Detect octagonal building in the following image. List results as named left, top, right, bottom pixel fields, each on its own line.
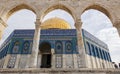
left=0, top=17, right=113, bottom=69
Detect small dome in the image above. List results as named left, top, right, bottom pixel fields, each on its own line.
left=41, top=17, right=71, bottom=29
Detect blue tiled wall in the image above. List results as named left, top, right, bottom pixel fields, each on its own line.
left=0, top=29, right=78, bottom=58
left=82, top=29, right=112, bottom=62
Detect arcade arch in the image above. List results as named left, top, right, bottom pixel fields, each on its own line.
left=82, top=5, right=112, bottom=22
left=5, top=4, right=37, bottom=21
left=0, top=0, right=120, bottom=68
left=81, top=4, right=119, bottom=32
left=0, top=9, right=36, bottom=45
left=41, top=4, right=76, bottom=22
left=81, top=9, right=113, bottom=35
left=42, top=9, right=75, bottom=29
left=81, top=9, right=120, bottom=64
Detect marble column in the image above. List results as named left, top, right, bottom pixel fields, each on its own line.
left=51, top=48, right=55, bottom=68
left=74, top=19, right=87, bottom=68
left=29, top=19, right=41, bottom=68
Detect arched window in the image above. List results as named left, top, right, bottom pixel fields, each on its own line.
left=55, top=41, right=63, bottom=54
left=22, top=41, right=30, bottom=54
left=5, top=44, right=9, bottom=56
left=65, top=41, right=73, bottom=54
left=91, top=44, right=95, bottom=57
left=106, top=52, right=109, bottom=61
left=12, top=41, right=20, bottom=54
left=99, top=48, right=104, bottom=59
left=102, top=50, right=106, bottom=60
left=105, top=51, right=107, bottom=61
left=86, top=41, right=92, bottom=55
left=95, top=46, right=100, bottom=58
left=108, top=53, right=112, bottom=62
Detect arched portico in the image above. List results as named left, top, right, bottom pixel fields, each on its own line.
left=0, top=0, right=120, bottom=69
left=0, top=0, right=120, bottom=37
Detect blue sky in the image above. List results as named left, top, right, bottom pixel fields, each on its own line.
left=0, top=9, right=120, bottom=64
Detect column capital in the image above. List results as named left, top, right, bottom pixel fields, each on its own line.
left=35, top=19, right=41, bottom=28
left=74, top=19, right=82, bottom=30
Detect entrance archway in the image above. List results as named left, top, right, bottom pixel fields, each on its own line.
left=39, top=42, right=51, bottom=68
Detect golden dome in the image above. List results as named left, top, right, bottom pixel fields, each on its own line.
left=41, top=17, right=71, bottom=29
